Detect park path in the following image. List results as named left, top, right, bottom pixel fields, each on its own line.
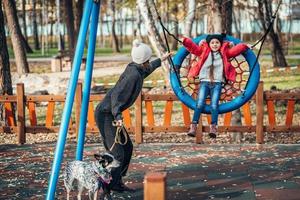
left=1, top=143, right=300, bottom=199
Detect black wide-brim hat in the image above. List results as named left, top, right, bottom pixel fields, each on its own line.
left=206, top=34, right=226, bottom=43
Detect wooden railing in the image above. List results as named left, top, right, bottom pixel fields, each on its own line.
left=1, top=82, right=299, bottom=144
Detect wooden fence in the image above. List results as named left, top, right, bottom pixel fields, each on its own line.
left=0, top=82, right=299, bottom=144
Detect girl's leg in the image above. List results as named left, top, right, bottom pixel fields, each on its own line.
left=209, top=82, right=222, bottom=125
left=188, top=82, right=209, bottom=137
left=192, top=82, right=209, bottom=123
left=208, top=82, right=222, bottom=138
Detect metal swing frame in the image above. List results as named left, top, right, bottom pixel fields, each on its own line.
left=46, top=0, right=101, bottom=199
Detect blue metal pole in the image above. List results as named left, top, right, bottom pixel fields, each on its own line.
left=76, top=1, right=101, bottom=161
left=46, top=0, right=94, bottom=199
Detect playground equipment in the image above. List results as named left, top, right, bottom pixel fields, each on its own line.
left=46, top=0, right=101, bottom=199
left=171, top=35, right=260, bottom=113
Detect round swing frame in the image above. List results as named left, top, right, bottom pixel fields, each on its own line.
left=171, top=35, right=260, bottom=114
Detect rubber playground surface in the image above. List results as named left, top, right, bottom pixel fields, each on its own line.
left=1, top=143, right=300, bottom=200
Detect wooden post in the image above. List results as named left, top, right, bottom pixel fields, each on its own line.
left=51, top=56, right=62, bottom=72
left=256, top=81, right=264, bottom=144
left=16, top=83, right=25, bottom=144
left=144, top=172, right=167, bottom=200
left=195, top=115, right=203, bottom=144
left=135, top=92, right=143, bottom=144
left=75, top=82, right=82, bottom=136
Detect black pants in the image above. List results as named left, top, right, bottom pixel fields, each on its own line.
left=95, top=106, right=133, bottom=188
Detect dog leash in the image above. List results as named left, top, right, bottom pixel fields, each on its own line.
left=109, top=122, right=128, bottom=152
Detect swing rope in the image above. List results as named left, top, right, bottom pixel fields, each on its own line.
left=152, top=2, right=182, bottom=88
left=242, top=1, right=281, bottom=94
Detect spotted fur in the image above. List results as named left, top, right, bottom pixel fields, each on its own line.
left=63, top=153, right=120, bottom=200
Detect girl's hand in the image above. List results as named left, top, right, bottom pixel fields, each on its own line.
left=228, top=42, right=235, bottom=48
left=198, top=39, right=205, bottom=46
left=161, top=52, right=173, bottom=61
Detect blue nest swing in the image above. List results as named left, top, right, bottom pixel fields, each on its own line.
left=170, top=34, right=260, bottom=114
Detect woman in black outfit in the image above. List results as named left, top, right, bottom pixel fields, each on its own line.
left=95, top=39, right=171, bottom=192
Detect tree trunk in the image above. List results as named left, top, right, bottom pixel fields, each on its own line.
left=32, top=0, right=40, bottom=50
left=170, top=4, right=179, bottom=51
left=185, top=0, right=195, bottom=37
left=135, top=4, right=142, bottom=40
left=221, top=0, right=233, bottom=35
left=207, top=0, right=222, bottom=33
left=21, top=0, right=27, bottom=40
left=108, top=0, right=120, bottom=53
left=63, top=0, right=76, bottom=60
left=19, top=0, right=34, bottom=54
left=232, top=7, right=241, bottom=39
left=208, top=0, right=233, bottom=34
left=257, top=0, right=287, bottom=67
left=74, top=0, right=83, bottom=36
left=21, top=0, right=33, bottom=53
left=119, top=10, right=123, bottom=49
left=0, top=1, right=12, bottom=95
left=137, top=0, right=169, bottom=72
left=3, top=0, right=29, bottom=74
left=0, top=0, right=13, bottom=125
left=231, top=109, right=243, bottom=143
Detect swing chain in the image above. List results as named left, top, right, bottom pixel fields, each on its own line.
left=243, top=1, right=282, bottom=95
left=152, top=1, right=182, bottom=87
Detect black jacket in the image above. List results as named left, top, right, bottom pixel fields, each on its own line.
left=97, top=58, right=162, bottom=120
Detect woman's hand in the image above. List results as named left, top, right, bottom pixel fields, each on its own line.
left=113, top=119, right=123, bottom=127
left=161, top=52, right=173, bottom=61
left=247, top=44, right=253, bottom=49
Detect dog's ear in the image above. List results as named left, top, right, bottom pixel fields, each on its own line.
left=94, top=154, right=103, bottom=161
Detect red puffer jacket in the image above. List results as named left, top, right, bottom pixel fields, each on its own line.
left=182, top=37, right=249, bottom=81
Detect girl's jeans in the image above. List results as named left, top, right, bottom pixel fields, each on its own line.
left=192, top=81, right=222, bottom=125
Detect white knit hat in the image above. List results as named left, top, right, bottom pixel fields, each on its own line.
left=131, top=39, right=152, bottom=64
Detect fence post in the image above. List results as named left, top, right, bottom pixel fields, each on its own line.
left=144, top=172, right=167, bottom=200
left=75, top=82, right=82, bottom=136
left=256, top=81, right=264, bottom=144
left=16, top=83, right=25, bottom=144
left=135, top=92, right=143, bottom=144
left=196, top=116, right=203, bottom=143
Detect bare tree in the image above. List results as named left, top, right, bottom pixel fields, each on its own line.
left=0, top=1, right=12, bottom=95
left=135, top=3, right=143, bottom=40
left=21, top=0, right=27, bottom=40
left=137, top=0, right=169, bottom=72
left=32, top=0, right=40, bottom=50
left=20, top=0, right=34, bottom=53
left=208, top=0, right=233, bottom=34
left=3, top=0, right=29, bottom=74
left=221, top=0, right=233, bottom=34
left=74, top=0, right=83, bottom=35
left=63, top=0, right=76, bottom=60
left=0, top=0, right=13, bottom=125
left=108, top=0, right=120, bottom=53
left=257, top=0, right=287, bottom=67
left=170, top=3, right=179, bottom=51
left=207, top=0, right=222, bottom=33
left=185, top=0, right=196, bottom=37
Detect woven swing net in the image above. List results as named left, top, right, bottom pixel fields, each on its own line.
left=179, top=54, right=250, bottom=101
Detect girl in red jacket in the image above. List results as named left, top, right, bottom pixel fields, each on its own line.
left=182, top=34, right=250, bottom=138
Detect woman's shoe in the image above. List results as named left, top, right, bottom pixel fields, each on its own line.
left=209, top=124, right=217, bottom=139
left=111, top=180, right=136, bottom=193
left=187, top=123, right=197, bottom=137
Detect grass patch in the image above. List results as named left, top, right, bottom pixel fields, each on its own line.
left=262, top=70, right=300, bottom=90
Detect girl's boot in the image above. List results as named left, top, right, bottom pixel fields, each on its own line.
left=209, top=124, right=217, bottom=138
left=187, top=123, right=197, bottom=137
